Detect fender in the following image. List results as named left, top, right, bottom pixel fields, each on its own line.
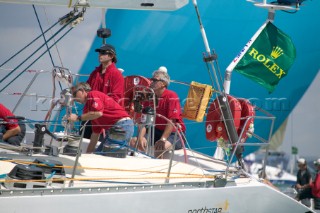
left=206, top=95, right=241, bottom=142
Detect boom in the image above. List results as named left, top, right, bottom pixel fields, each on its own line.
left=0, top=0, right=188, bottom=11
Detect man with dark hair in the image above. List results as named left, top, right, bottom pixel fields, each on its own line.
left=87, top=44, right=124, bottom=103
left=0, top=103, right=26, bottom=146
left=81, top=44, right=125, bottom=140
left=69, top=82, right=133, bottom=153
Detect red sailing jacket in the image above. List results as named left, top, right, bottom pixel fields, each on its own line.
left=311, top=172, right=320, bottom=198
left=87, top=63, right=124, bottom=106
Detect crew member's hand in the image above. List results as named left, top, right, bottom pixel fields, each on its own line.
left=137, top=137, right=147, bottom=151
left=155, top=140, right=166, bottom=152
left=68, top=113, right=78, bottom=122
left=296, top=184, right=302, bottom=189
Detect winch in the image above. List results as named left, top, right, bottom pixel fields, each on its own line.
left=33, top=158, right=65, bottom=184
left=5, top=164, right=46, bottom=189
left=4, top=159, right=65, bottom=189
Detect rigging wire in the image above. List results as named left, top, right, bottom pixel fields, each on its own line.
left=213, top=51, right=225, bottom=90
left=11, top=5, right=65, bottom=114
left=0, top=22, right=69, bottom=85
left=33, top=5, right=56, bottom=68
left=0, top=28, right=73, bottom=92
left=12, top=71, right=40, bottom=113
left=0, top=8, right=84, bottom=87
left=0, top=20, right=60, bottom=70
left=0, top=9, right=85, bottom=92
left=43, top=6, right=64, bottom=68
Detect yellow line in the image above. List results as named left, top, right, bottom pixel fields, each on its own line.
left=3, top=160, right=210, bottom=177
left=0, top=175, right=215, bottom=183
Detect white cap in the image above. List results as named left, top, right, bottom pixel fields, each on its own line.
left=314, top=158, right=320, bottom=166
left=297, top=158, right=306, bottom=165
left=158, top=66, right=167, bottom=73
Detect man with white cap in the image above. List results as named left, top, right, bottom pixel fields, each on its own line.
left=296, top=158, right=320, bottom=209
left=295, top=158, right=312, bottom=207
left=130, top=67, right=186, bottom=158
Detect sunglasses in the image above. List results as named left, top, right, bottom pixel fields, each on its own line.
left=72, top=89, right=81, bottom=97
left=99, top=51, right=112, bottom=55
left=150, top=78, right=163, bottom=82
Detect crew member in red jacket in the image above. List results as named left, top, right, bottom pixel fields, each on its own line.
left=0, top=103, right=26, bottom=146
left=68, top=82, right=133, bottom=153
left=81, top=44, right=125, bottom=139
left=87, top=44, right=124, bottom=104
left=130, top=68, right=186, bottom=158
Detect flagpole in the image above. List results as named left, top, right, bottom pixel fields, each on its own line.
left=214, top=9, right=275, bottom=160
left=223, top=9, right=275, bottom=94
left=224, top=21, right=267, bottom=94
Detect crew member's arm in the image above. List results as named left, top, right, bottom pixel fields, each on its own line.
left=87, top=132, right=100, bottom=153
left=3, top=126, right=21, bottom=141
left=68, top=111, right=103, bottom=122
left=156, top=95, right=181, bottom=146
left=302, top=174, right=313, bottom=189
left=300, top=171, right=313, bottom=189
left=155, top=119, right=176, bottom=154
left=137, top=126, right=147, bottom=151
left=109, top=71, right=124, bottom=105
left=68, top=111, right=103, bottom=153
left=160, top=119, right=175, bottom=141
left=296, top=183, right=302, bottom=189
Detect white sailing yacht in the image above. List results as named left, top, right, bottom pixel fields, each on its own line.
left=0, top=0, right=318, bottom=212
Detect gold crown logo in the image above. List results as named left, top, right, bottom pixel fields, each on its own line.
left=271, top=46, right=284, bottom=59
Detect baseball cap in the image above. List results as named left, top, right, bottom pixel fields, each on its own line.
left=297, top=158, right=306, bottom=165
left=95, top=44, right=116, bottom=55
left=314, top=158, right=320, bottom=166
left=158, top=66, right=167, bottom=73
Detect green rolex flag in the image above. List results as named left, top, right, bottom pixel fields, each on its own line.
left=292, top=146, right=298, bottom=155
left=234, top=22, right=296, bottom=93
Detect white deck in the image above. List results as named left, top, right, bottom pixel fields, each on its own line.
left=0, top=144, right=314, bottom=213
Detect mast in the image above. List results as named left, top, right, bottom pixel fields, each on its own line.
left=192, top=0, right=247, bottom=167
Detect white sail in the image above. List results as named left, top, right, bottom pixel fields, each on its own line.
left=269, top=118, right=289, bottom=150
